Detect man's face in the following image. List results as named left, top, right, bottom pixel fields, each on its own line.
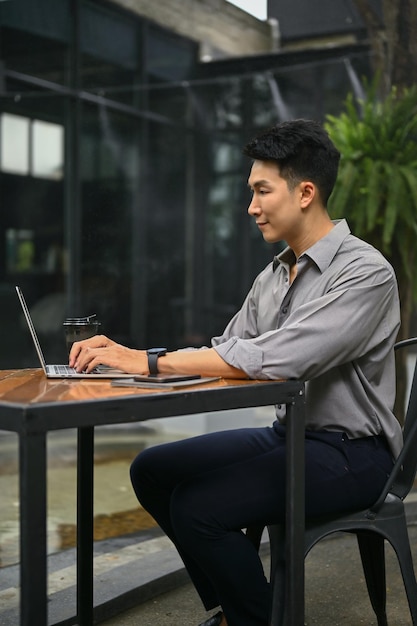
left=247, top=160, right=302, bottom=244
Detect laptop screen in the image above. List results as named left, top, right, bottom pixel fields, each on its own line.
left=15, top=286, right=48, bottom=372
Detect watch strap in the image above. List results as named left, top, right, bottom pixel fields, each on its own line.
left=148, top=352, right=160, bottom=375
left=147, top=348, right=167, bottom=375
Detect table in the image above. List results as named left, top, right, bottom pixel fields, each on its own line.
left=0, top=369, right=305, bottom=626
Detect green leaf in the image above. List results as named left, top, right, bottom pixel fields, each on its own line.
left=365, top=159, right=383, bottom=231
left=399, top=165, right=417, bottom=216
left=382, top=163, right=402, bottom=248
left=329, top=161, right=358, bottom=217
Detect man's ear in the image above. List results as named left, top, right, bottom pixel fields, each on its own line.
left=299, top=181, right=315, bottom=208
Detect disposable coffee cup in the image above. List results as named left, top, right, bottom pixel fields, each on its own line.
left=63, top=315, right=101, bottom=354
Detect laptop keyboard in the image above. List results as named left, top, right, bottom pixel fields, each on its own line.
left=50, top=365, right=103, bottom=376
left=52, top=365, right=78, bottom=375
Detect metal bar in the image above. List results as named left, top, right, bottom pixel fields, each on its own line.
left=77, top=427, right=94, bottom=626
left=3, top=68, right=173, bottom=125
left=65, top=0, right=82, bottom=313
left=284, top=386, right=306, bottom=626
left=19, top=430, right=48, bottom=626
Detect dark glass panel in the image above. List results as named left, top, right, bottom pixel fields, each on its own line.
left=0, top=0, right=70, bottom=85
left=147, top=80, right=189, bottom=125
left=146, top=24, right=198, bottom=82
left=0, top=0, right=69, bottom=39
left=80, top=1, right=139, bottom=105
left=79, top=102, right=138, bottom=344
left=0, top=93, right=67, bottom=366
left=144, top=120, right=187, bottom=348
left=202, top=138, right=280, bottom=339
left=0, top=91, right=67, bottom=293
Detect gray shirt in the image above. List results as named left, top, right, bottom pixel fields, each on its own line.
left=212, top=219, right=402, bottom=458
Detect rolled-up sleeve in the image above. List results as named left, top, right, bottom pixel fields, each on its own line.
left=213, top=335, right=264, bottom=378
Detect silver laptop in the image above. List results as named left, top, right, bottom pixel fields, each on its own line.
left=16, top=285, right=134, bottom=379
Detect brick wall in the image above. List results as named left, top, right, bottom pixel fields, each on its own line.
left=112, top=0, right=272, bottom=58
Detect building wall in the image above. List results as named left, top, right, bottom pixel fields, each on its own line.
left=112, top=0, right=272, bottom=58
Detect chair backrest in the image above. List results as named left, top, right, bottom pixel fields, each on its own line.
left=372, top=337, right=417, bottom=511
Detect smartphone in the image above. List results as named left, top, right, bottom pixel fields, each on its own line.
left=133, top=374, right=201, bottom=383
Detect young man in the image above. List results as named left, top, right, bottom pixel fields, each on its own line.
left=70, top=120, right=401, bottom=626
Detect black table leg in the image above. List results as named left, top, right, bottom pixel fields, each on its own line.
left=19, top=431, right=47, bottom=626
left=284, top=389, right=305, bottom=626
left=77, top=427, right=94, bottom=625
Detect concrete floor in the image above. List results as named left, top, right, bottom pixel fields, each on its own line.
left=100, top=526, right=417, bottom=626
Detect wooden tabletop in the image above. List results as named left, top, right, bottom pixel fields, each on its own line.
left=0, top=368, right=283, bottom=406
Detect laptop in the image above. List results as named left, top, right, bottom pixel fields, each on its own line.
left=16, top=285, right=135, bottom=379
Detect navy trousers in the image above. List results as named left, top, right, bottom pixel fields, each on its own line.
left=130, top=422, right=393, bottom=626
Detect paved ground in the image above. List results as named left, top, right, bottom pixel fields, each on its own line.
left=1, top=509, right=416, bottom=625
left=100, top=524, right=417, bottom=626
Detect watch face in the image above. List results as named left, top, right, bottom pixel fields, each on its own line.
left=147, top=348, right=167, bottom=355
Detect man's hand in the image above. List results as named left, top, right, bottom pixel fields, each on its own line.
left=69, top=335, right=148, bottom=374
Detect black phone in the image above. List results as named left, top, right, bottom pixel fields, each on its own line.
left=133, top=374, right=201, bottom=383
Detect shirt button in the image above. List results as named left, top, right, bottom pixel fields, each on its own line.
left=282, top=307, right=288, bottom=314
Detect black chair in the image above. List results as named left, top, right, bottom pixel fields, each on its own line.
left=267, top=337, right=417, bottom=626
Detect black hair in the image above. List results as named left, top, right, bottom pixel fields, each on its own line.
left=243, top=119, right=340, bottom=206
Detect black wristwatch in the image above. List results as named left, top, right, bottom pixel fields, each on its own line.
left=147, top=347, right=167, bottom=375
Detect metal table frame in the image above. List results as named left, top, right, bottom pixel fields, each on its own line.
left=0, top=373, right=305, bottom=626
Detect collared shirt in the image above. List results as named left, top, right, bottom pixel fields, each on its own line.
left=212, top=219, right=402, bottom=458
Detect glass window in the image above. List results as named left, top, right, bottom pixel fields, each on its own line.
left=142, top=120, right=187, bottom=347
left=0, top=95, right=66, bottom=366
left=81, top=1, right=137, bottom=69
left=0, top=0, right=70, bottom=85
left=193, top=78, right=244, bottom=131
left=0, top=113, right=30, bottom=175
left=146, top=25, right=197, bottom=81
left=5, top=228, right=35, bottom=273
left=78, top=103, right=139, bottom=343
left=0, top=0, right=69, bottom=41
left=32, top=120, right=64, bottom=180
left=80, top=2, right=139, bottom=105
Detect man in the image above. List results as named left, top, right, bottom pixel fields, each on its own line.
left=70, top=120, right=401, bottom=626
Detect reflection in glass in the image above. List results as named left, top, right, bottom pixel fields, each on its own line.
left=6, top=229, right=35, bottom=273
left=32, top=120, right=64, bottom=180
left=0, top=113, right=30, bottom=175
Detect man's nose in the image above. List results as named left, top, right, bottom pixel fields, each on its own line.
left=248, top=195, right=260, bottom=216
